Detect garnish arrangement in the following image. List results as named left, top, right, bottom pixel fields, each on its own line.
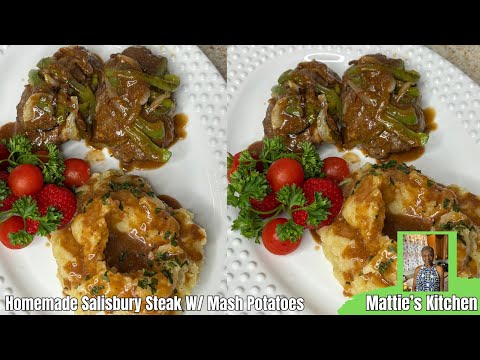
left=227, top=136, right=348, bottom=255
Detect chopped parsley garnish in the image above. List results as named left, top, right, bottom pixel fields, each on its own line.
left=101, top=192, right=111, bottom=205
left=171, top=233, right=178, bottom=246
left=144, top=269, right=157, bottom=277
left=119, top=251, right=128, bottom=262
left=90, top=285, right=105, bottom=296
left=379, top=258, right=394, bottom=275
left=161, top=269, right=174, bottom=284
left=443, top=198, right=450, bottom=209
left=452, top=200, right=460, bottom=212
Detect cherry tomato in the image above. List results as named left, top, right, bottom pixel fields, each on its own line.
left=0, top=216, right=27, bottom=249
left=34, top=150, right=50, bottom=163
left=322, top=157, right=350, bottom=182
left=227, top=152, right=241, bottom=183
left=63, top=158, right=91, bottom=188
left=262, top=218, right=302, bottom=255
left=266, top=158, right=304, bottom=192
left=8, top=164, right=44, bottom=196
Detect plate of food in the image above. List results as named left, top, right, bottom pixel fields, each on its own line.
left=226, top=45, right=480, bottom=314
left=0, top=45, right=227, bottom=314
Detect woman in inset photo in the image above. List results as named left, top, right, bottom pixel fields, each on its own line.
left=412, top=246, right=444, bottom=292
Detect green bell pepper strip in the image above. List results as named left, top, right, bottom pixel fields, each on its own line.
left=278, top=70, right=293, bottom=84
left=315, top=84, right=342, bottom=118
left=136, top=117, right=165, bottom=141
left=28, top=70, right=44, bottom=86
left=378, top=113, right=429, bottom=147
left=68, top=78, right=96, bottom=121
left=385, top=104, right=417, bottom=126
left=125, top=123, right=171, bottom=163
left=346, top=63, right=420, bottom=83
left=105, top=69, right=180, bottom=92
left=271, top=84, right=287, bottom=97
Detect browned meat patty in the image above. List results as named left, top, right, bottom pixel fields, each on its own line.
left=15, top=46, right=101, bottom=147
left=341, top=54, right=427, bottom=159
left=263, top=60, right=342, bottom=152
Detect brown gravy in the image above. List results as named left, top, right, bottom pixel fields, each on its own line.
left=383, top=213, right=432, bottom=240
left=104, top=228, right=151, bottom=273
left=309, top=229, right=322, bottom=244
left=158, top=194, right=182, bottom=210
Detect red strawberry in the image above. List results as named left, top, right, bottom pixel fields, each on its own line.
left=292, top=208, right=309, bottom=227
left=0, top=171, right=9, bottom=183
left=250, top=192, right=281, bottom=219
left=35, top=184, right=77, bottom=227
left=26, top=219, right=39, bottom=234
left=0, top=144, right=10, bottom=171
left=302, top=178, right=343, bottom=228
left=0, top=193, right=19, bottom=211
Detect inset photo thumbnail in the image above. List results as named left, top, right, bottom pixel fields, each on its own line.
left=402, top=233, right=450, bottom=292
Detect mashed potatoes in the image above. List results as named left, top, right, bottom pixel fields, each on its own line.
left=319, top=162, right=480, bottom=296
left=50, top=170, right=206, bottom=314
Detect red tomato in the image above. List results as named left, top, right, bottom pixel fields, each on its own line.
left=262, top=218, right=302, bottom=255
left=63, top=158, right=91, bottom=188
left=227, top=152, right=241, bottom=182
left=266, top=158, right=304, bottom=192
left=34, top=150, right=50, bottom=163
left=8, top=164, right=44, bottom=196
left=0, top=216, right=27, bottom=249
left=322, top=157, right=350, bottom=182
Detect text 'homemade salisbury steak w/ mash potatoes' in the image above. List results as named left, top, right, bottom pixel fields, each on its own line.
left=50, top=170, right=206, bottom=314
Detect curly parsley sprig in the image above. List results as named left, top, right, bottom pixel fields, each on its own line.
left=2, top=135, right=65, bottom=184
left=0, top=196, right=62, bottom=246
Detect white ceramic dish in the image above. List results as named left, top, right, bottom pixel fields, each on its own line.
left=226, top=45, right=480, bottom=314
left=0, top=45, right=227, bottom=315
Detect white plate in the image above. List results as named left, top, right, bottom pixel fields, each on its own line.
left=0, top=45, right=227, bottom=315
left=226, top=45, right=480, bottom=314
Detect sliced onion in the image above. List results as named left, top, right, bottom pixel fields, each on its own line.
left=312, top=94, right=336, bottom=143
left=396, top=81, right=412, bottom=101
left=66, top=96, right=81, bottom=140
left=146, top=91, right=171, bottom=113
left=22, top=93, right=54, bottom=123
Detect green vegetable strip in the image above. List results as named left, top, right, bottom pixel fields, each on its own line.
left=271, top=84, right=286, bottom=97
left=136, top=117, right=165, bottom=140
left=105, top=69, right=180, bottom=92
left=125, top=124, right=171, bottom=162
left=385, top=104, right=417, bottom=125
left=315, top=84, right=342, bottom=118
left=346, top=64, right=420, bottom=83
left=379, top=113, right=429, bottom=147
left=154, top=58, right=168, bottom=77
left=28, top=70, right=44, bottom=86
left=277, top=69, right=293, bottom=84
left=68, top=78, right=96, bottom=120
